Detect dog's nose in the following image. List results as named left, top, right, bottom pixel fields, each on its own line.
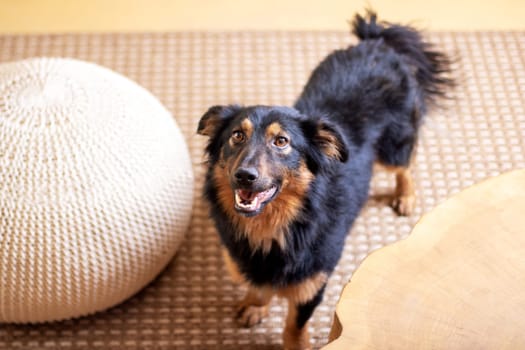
left=234, top=167, right=259, bottom=184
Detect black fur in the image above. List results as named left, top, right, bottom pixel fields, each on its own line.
left=296, top=284, right=326, bottom=329
left=198, top=11, right=453, bottom=346
left=202, top=104, right=366, bottom=285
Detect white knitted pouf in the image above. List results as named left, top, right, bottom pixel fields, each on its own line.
left=0, top=58, right=194, bottom=323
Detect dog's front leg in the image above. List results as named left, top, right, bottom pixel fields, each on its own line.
left=236, top=286, right=274, bottom=327
left=283, top=284, right=326, bottom=350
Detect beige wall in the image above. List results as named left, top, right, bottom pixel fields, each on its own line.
left=0, top=0, right=523, bottom=33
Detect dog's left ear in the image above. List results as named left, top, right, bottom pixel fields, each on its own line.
left=197, top=104, right=242, bottom=137
left=313, top=121, right=349, bottom=162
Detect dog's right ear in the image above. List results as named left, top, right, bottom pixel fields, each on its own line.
left=197, top=105, right=242, bottom=137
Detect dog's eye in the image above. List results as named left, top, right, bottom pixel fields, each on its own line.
left=274, top=136, right=289, bottom=148
left=231, top=130, right=246, bottom=144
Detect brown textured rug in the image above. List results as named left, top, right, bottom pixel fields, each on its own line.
left=0, top=31, right=524, bottom=349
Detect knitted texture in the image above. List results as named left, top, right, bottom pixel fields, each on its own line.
left=0, top=58, right=194, bottom=323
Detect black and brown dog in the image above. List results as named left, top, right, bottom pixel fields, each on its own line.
left=197, top=11, right=453, bottom=350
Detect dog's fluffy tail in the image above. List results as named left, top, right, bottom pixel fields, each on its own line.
left=352, top=11, right=454, bottom=104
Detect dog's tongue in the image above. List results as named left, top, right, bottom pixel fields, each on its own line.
left=237, top=190, right=257, bottom=202
left=234, top=187, right=277, bottom=214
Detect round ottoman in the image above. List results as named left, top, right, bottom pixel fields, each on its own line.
left=0, top=58, right=194, bottom=323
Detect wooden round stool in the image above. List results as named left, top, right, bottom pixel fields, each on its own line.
left=323, top=169, right=525, bottom=349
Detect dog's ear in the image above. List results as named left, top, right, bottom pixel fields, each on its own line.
left=313, top=121, right=348, bottom=162
left=197, top=105, right=242, bottom=137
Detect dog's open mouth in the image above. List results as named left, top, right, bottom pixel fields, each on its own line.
left=234, top=186, right=278, bottom=216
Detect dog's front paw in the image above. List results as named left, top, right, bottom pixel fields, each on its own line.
left=236, top=304, right=268, bottom=327
left=392, top=194, right=415, bottom=216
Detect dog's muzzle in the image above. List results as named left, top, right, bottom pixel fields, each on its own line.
left=233, top=167, right=278, bottom=216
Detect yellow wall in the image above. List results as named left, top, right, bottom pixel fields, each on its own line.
left=0, top=0, right=523, bottom=33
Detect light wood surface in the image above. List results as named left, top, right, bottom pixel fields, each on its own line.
left=324, top=169, right=525, bottom=349
left=0, top=0, right=524, bottom=33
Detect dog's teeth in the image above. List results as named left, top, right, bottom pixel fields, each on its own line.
left=235, top=192, right=259, bottom=210
left=234, top=187, right=277, bottom=214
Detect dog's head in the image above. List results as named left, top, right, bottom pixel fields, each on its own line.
left=198, top=105, right=348, bottom=218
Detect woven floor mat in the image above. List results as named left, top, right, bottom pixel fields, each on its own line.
left=0, top=31, right=524, bottom=349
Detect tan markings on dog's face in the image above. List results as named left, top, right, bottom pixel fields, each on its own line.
left=266, top=122, right=292, bottom=155
left=229, top=118, right=253, bottom=148
left=213, top=160, right=314, bottom=254
left=241, top=118, right=254, bottom=138
left=265, top=122, right=282, bottom=139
